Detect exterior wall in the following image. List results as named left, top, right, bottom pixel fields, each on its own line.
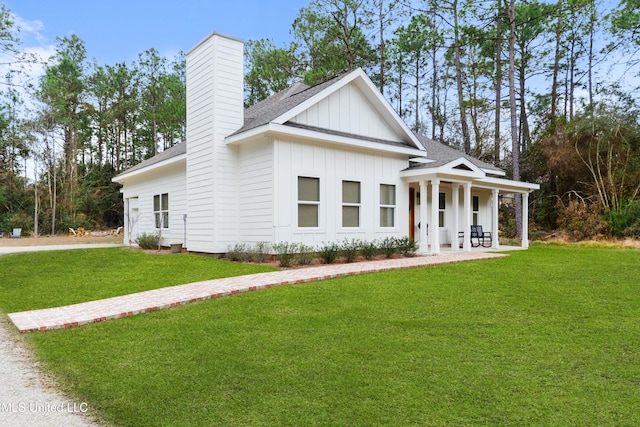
left=238, top=139, right=274, bottom=244
left=119, top=161, right=187, bottom=247
left=186, top=33, right=244, bottom=253
left=273, top=137, right=410, bottom=247
left=290, top=83, right=400, bottom=143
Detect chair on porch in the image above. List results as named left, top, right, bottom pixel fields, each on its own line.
left=470, top=225, right=492, bottom=248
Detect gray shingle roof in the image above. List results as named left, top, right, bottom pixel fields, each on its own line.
left=116, top=76, right=503, bottom=179
left=116, top=142, right=186, bottom=177
left=233, top=74, right=347, bottom=135
left=409, top=134, right=504, bottom=174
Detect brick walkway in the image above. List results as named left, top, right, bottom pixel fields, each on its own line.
left=8, top=252, right=506, bottom=332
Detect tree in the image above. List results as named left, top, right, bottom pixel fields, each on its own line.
left=38, top=35, right=87, bottom=222
left=292, top=0, right=377, bottom=85
left=394, top=14, right=433, bottom=132
left=244, top=39, right=299, bottom=106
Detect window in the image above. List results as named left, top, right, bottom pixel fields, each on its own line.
left=342, top=180, right=361, bottom=227
left=154, top=193, right=169, bottom=229
left=472, top=195, right=479, bottom=226
left=438, top=192, right=446, bottom=227
left=380, top=184, right=396, bottom=227
left=298, top=177, right=319, bottom=227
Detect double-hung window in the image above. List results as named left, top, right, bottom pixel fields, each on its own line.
left=472, top=196, right=479, bottom=226
left=298, top=177, right=320, bottom=227
left=154, top=193, right=169, bottom=229
left=438, top=192, right=446, bottom=227
left=342, top=180, right=361, bottom=228
left=380, top=184, right=396, bottom=227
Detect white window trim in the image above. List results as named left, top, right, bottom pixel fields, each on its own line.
left=378, top=182, right=397, bottom=229
left=341, top=179, right=361, bottom=229
left=154, top=193, right=169, bottom=229
left=296, top=175, right=321, bottom=230
left=438, top=191, right=446, bottom=228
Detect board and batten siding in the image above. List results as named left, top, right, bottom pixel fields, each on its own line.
left=119, top=162, right=187, bottom=246
left=290, top=83, right=401, bottom=143
left=238, top=139, right=274, bottom=243
left=186, top=33, right=244, bottom=253
left=273, top=138, right=409, bottom=247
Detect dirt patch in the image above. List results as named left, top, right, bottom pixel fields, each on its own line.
left=0, top=235, right=123, bottom=247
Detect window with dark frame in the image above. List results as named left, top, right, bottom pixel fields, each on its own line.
left=472, top=195, right=479, bottom=226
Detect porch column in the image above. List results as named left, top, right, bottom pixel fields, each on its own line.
left=492, top=189, right=499, bottom=249
left=521, top=191, right=529, bottom=248
left=462, top=182, right=472, bottom=252
left=431, top=179, right=440, bottom=255
left=418, top=180, right=429, bottom=255
left=452, top=184, right=460, bottom=251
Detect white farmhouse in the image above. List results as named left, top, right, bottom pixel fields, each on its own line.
left=112, top=31, right=539, bottom=255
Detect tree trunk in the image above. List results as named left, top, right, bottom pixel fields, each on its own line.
left=494, top=0, right=502, bottom=166
left=550, top=0, right=563, bottom=123
left=453, top=0, right=472, bottom=154
left=379, top=0, right=385, bottom=94
left=508, top=0, right=522, bottom=239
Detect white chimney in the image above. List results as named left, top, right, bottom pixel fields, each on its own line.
left=185, top=32, right=244, bottom=253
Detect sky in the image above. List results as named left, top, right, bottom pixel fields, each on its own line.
left=4, top=0, right=311, bottom=67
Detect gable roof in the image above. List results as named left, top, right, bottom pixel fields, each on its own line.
left=114, top=71, right=504, bottom=182
left=229, top=69, right=424, bottom=153
left=408, top=134, right=505, bottom=176
left=234, top=76, right=345, bottom=135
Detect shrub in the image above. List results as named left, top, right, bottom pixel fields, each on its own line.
left=606, top=199, right=640, bottom=238
left=135, top=232, right=163, bottom=250
left=226, top=243, right=249, bottom=262
left=295, top=244, right=316, bottom=266
left=396, top=236, right=417, bottom=257
left=556, top=199, right=607, bottom=240
left=273, top=242, right=298, bottom=267
left=379, top=236, right=398, bottom=258
left=360, top=239, right=379, bottom=260
left=248, top=241, right=271, bottom=263
left=340, top=238, right=361, bottom=263
left=318, top=241, right=341, bottom=264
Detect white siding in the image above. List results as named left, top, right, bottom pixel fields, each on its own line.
left=186, top=33, right=244, bottom=253
left=273, top=138, right=409, bottom=247
left=290, top=83, right=400, bottom=143
left=119, top=161, right=187, bottom=247
left=238, top=139, right=274, bottom=243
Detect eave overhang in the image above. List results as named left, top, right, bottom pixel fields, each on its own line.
left=112, top=153, right=187, bottom=184
left=226, top=123, right=426, bottom=157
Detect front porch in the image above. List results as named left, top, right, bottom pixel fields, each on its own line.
left=403, top=174, right=538, bottom=256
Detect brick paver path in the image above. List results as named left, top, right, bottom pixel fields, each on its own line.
left=8, top=252, right=506, bottom=332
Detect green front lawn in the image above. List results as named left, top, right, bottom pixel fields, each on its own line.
left=0, top=248, right=277, bottom=312
left=5, top=244, right=640, bottom=426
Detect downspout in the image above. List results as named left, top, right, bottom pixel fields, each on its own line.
left=183, top=214, right=187, bottom=250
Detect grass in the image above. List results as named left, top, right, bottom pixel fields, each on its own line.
left=0, top=248, right=277, bottom=312
left=4, top=244, right=640, bottom=426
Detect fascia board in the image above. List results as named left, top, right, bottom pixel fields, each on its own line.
left=473, top=176, right=541, bottom=192
left=228, top=122, right=424, bottom=157
left=112, top=154, right=186, bottom=183
left=399, top=167, right=483, bottom=180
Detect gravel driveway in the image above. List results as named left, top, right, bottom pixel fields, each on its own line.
left=0, top=318, right=102, bottom=427
left=1, top=240, right=108, bottom=426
